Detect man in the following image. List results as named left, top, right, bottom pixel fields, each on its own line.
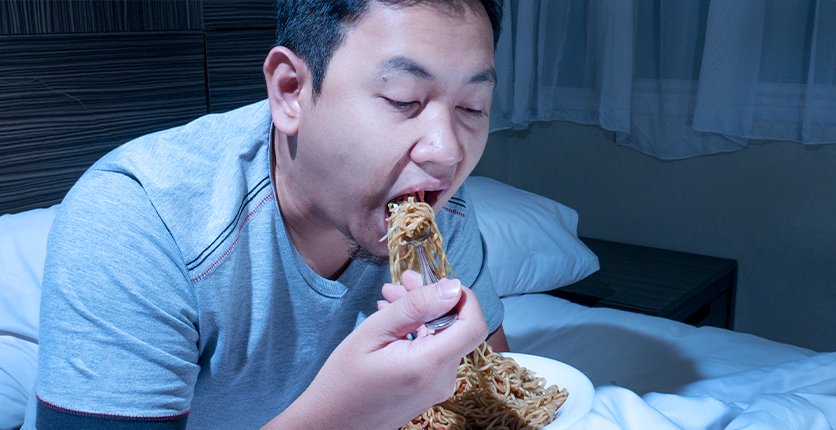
left=27, top=0, right=506, bottom=428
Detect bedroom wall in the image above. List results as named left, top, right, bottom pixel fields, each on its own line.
left=0, top=0, right=276, bottom=214
left=474, top=120, right=836, bottom=352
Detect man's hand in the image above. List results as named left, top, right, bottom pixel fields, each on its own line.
left=380, top=271, right=509, bottom=351
left=262, top=270, right=488, bottom=430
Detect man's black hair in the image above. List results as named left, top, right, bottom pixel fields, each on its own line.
left=274, top=0, right=503, bottom=98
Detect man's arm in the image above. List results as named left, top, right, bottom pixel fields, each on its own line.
left=487, top=324, right=510, bottom=352
left=33, top=170, right=199, bottom=429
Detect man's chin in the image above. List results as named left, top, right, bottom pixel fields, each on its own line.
left=348, top=242, right=388, bottom=266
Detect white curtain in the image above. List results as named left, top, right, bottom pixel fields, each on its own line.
left=490, top=0, right=836, bottom=159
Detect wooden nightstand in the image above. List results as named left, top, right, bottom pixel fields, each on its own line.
left=548, top=237, right=738, bottom=329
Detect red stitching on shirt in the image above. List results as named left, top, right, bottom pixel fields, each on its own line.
left=443, top=207, right=465, bottom=217
left=190, top=192, right=274, bottom=283
left=37, top=395, right=189, bottom=422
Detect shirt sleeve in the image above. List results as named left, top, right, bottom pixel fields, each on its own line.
left=438, top=184, right=504, bottom=334
left=33, top=169, right=199, bottom=428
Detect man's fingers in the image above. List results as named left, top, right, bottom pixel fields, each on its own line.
left=381, top=283, right=407, bottom=303
left=396, top=278, right=462, bottom=333
left=380, top=270, right=424, bottom=304
left=414, top=286, right=488, bottom=358
left=401, top=270, right=423, bottom=291
left=416, top=288, right=488, bottom=360
left=363, top=279, right=463, bottom=343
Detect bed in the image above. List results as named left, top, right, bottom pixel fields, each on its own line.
left=2, top=176, right=834, bottom=429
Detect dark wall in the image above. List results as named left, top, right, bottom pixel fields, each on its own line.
left=0, top=0, right=277, bottom=214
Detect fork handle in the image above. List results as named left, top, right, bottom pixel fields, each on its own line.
left=415, top=245, right=439, bottom=284
left=414, top=246, right=458, bottom=330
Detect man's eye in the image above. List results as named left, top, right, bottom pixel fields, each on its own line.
left=458, top=106, right=487, bottom=118
left=386, top=98, right=420, bottom=112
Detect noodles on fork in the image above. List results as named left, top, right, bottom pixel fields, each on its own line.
left=383, top=196, right=453, bottom=283
left=384, top=196, right=569, bottom=429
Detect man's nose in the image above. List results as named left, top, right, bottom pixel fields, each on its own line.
left=410, top=108, right=463, bottom=168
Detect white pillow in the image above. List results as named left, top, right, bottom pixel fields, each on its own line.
left=0, top=205, right=57, bottom=429
left=465, top=176, right=599, bottom=297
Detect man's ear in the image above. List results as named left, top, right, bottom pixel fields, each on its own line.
left=264, top=46, right=309, bottom=136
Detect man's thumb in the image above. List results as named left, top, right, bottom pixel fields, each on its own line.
left=365, top=279, right=462, bottom=341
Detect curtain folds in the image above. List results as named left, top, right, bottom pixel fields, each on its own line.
left=490, top=0, right=836, bottom=159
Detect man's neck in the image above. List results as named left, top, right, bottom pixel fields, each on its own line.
left=281, top=212, right=353, bottom=280
left=271, top=131, right=352, bottom=280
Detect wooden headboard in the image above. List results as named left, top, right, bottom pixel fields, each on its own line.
left=0, top=0, right=277, bottom=214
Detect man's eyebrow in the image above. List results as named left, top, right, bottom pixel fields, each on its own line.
left=378, top=56, right=496, bottom=85
left=469, top=68, right=496, bottom=85
left=379, top=56, right=434, bottom=80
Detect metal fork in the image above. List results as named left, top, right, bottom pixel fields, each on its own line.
left=406, top=231, right=458, bottom=330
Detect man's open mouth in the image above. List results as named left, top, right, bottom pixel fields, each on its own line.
left=385, top=190, right=443, bottom=217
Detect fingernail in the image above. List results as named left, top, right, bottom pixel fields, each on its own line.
left=437, top=279, right=461, bottom=300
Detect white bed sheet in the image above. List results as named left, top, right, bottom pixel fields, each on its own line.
left=502, top=293, right=836, bottom=429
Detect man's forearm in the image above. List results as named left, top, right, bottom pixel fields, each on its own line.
left=487, top=324, right=510, bottom=352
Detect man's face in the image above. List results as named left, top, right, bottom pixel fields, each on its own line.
left=288, top=1, right=495, bottom=257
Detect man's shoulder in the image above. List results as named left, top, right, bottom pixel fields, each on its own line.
left=82, top=99, right=272, bottom=204
left=62, top=100, right=276, bottom=273
left=436, top=183, right=476, bottom=231
left=436, top=183, right=481, bottom=273
left=100, top=100, right=271, bottom=170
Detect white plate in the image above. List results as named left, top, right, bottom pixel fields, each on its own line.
left=501, top=352, right=594, bottom=430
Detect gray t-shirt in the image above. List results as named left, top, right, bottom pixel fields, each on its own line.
left=26, top=100, right=503, bottom=429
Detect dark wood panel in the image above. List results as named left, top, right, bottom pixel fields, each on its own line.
left=0, top=0, right=202, bottom=34
left=202, top=0, right=275, bottom=30
left=206, top=29, right=274, bottom=113
left=0, top=33, right=208, bottom=214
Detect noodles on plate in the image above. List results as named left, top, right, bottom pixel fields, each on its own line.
left=383, top=196, right=569, bottom=429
